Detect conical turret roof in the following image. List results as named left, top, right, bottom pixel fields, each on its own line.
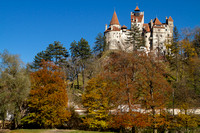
left=134, top=6, right=140, bottom=11
left=110, top=10, right=120, bottom=25
left=168, top=16, right=173, bottom=22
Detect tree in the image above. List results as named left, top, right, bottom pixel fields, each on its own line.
left=166, top=26, right=180, bottom=116
left=31, top=41, right=69, bottom=69
left=22, top=61, right=70, bottom=128
left=102, top=51, right=172, bottom=132
left=70, top=41, right=80, bottom=89
left=126, top=24, right=145, bottom=51
left=193, top=27, right=200, bottom=57
left=70, top=38, right=92, bottom=91
left=82, top=75, right=118, bottom=130
left=0, top=50, right=30, bottom=128
left=93, top=33, right=106, bottom=56
left=136, top=54, right=172, bottom=132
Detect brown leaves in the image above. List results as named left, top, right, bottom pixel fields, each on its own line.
left=24, top=61, right=70, bottom=128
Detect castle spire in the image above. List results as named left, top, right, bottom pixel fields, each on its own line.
left=110, top=10, right=120, bottom=26
left=168, top=16, right=173, bottom=22
left=134, top=5, right=140, bottom=11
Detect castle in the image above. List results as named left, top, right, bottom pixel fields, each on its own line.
left=104, top=6, right=174, bottom=54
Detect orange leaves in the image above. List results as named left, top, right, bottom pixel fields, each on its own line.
left=110, top=112, right=151, bottom=129
left=24, top=61, right=70, bottom=128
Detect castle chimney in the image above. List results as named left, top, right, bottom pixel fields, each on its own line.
left=150, top=19, right=153, bottom=28
left=105, top=24, right=108, bottom=31
left=166, top=16, right=168, bottom=20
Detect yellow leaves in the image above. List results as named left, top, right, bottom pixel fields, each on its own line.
left=175, top=113, right=199, bottom=128
left=82, top=75, right=113, bottom=130
left=181, top=39, right=197, bottom=58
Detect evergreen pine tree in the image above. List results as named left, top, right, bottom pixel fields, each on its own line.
left=126, top=23, right=144, bottom=51
left=93, top=33, right=106, bottom=56
left=31, top=41, right=69, bottom=69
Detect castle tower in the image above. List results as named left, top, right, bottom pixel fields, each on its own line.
left=167, top=16, right=174, bottom=34
left=131, top=5, right=144, bottom=31
left=104, top=10, right=130, bottom=51
left=104, top=6, right=174, bottom=54
left=109, top=10, right=121, bottom=30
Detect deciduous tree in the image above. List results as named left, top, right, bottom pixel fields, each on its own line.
left=0, top=50, right=30, bottom=128
left=23, top=61, right=70, bottom=128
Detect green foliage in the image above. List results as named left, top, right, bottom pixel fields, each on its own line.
left=70, top=40, right=79, bottom=61
left=31, top=41, right=69, bottom=69
left=70, top=38, right=92, bottom=61
left=0, top=50, right=30, bottom=128
left=69, top=38, right=92, bottom=90
left=77, top=38, right=92, bottom=60
left=126, top=23, right=145, bottom=51
left=93, top=33, right=106, bottom=56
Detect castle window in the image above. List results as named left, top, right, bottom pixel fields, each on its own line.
left=160, top=35, right=162, bottom=37
left=118, top=41, right=120, bottom=43
left=158, top=29, right=160, bottom=31
left=166, top=29, right=167, bottom=31
left=145, top=36, right=147, bottom=38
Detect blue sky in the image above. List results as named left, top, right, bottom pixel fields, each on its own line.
left=0, top=0, right=200, bottom=64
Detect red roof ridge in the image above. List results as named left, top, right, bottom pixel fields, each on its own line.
left=110, top=11, right=120, bottom=25
left=154, top=17, right=162, bottom=25
left=112, top=26, right=121, bottom=31
left=143, top=24, right=150, bottom=32
left=121, top=25, right=127, bottom=29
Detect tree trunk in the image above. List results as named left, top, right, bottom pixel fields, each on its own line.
left=82, top=69, right=85, bottom=91
left=2, top=119, right=5, bottom=129
left=132, top=126, right=135, bottom=133
left=76, top=73, right=79, bottom=89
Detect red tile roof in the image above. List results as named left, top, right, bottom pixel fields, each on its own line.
left=134, top=6, right=140, bottom=11
left=121, top=25, right=127, bottom=29
left=153, top=17, right=162, bottom=25
left=112, top=26, right=121, bottom=31
left=168, top=16, right=173, bottom=22
left=131, top=15, right=143, bottom=23
left=143, top=24, right=150, bottom=32
left=110, top=11, right=120, bottom=25
left=104, top=26, right=121, bottom=32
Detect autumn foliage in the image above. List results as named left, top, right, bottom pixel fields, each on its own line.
left=82, top=51, right=173, bottom=131
left=22, top=61, right=70, bottom=128
left=82, top=75, right=118, bottom=130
